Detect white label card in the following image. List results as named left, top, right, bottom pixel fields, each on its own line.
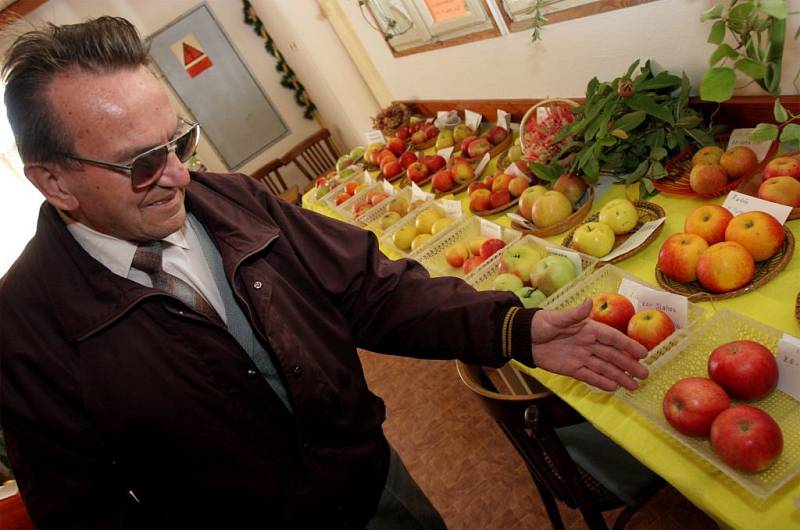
left=365, top=130, right=386, bottom=145
left=536, top=106, right=550, bottom=123
left=602, top=218, right=666, bottom=262
left=507, top=213, right=535, bottom=228
left=381, top=180, right=394, bottom=194
left=439, top=199, right=463, bottom=220
left=727, top=128, right=774, bottom=162
left=465, top=109, right=482, bottom=132
left=777, top=334, right=800, bottom=401
left=474, top=153, right=491, bottom=177
left=479, top=219, right=503, bottom=240
left=722, top=191, right=791, bottom=225
left=437, top=146, right=454, bottom=160
left=618, top=278, right=689, bottom=328
left=505, top=162, right=531, bottom=182
left=545, top=247, right=583, bottom=274
left=496, top=109, right=511, bottom=131
left=425, top=117, right=435, bottom=124
left=363, top=170, right=374, bottom=185
left=411, top=182, right=433, bottom=202
left=437, top=111, right=449, bottom=120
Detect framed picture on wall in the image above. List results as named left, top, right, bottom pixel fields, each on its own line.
left=148, top=3, right=289, bottom=170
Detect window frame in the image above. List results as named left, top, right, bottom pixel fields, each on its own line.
left=496, top=0, right=661, bottom=33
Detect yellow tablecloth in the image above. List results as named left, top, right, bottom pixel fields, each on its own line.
left=303, top=159, right=800, bottom=529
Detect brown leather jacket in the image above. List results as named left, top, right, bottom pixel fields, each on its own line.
left=0, top=172, right=534, bottom=529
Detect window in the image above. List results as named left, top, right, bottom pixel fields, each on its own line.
left=497, top=0, right=660, bottom=33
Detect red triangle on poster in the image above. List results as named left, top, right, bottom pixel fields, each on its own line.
left=182, top=42, right=204, bottom=66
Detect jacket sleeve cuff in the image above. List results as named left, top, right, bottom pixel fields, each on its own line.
left=499, top=307, right=538, bottom=367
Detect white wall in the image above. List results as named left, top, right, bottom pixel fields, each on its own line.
left=338, top=0, right=800, bottom=101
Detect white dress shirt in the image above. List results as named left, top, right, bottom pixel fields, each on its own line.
left=66, top=220, right=227, bottom=324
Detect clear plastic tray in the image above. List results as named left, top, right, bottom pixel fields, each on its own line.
left=467, top=234, right=599, bottom=302
left=379, top=200, right=458, bottom=258
left=320, top=168, right=370, bottom=210
left=616, top=309, right=800, bottom=499
left=409, top=217, right=521, bottom=278
left=332, top=182, right=384, bottom=221
left=356, top=187, right=413, bottom=236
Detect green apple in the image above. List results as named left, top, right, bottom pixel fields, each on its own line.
left=453, top=123, right=473, bottom=144
left=379, top=211, right=402, bottom=229
left=315, top=184, right=331, bottom=200
left=350, top=145, right=366, bottom=161
left=530, top=190, right=573, bottom=228
left=508, top=145, right=523, bottom=163
left=493, top=273, right=524, bottom=292
left=336, top=154, right=353, bottom=172
left=499, top=243, right=547, bottom=281
left=514, top=287, right=547, bottom=308
left=530, top=255, right=577, bottom=296
left=338, top=166, right=357, bottom=179
left=435, top=129, right=455, bottom=150
left=571, top=222, right=615, bottom=258
left=599, top=198, right=639, bottom=235
left=393, top=225, right=417, bottom=251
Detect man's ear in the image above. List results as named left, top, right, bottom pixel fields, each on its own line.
left=24, top=163, right=80, bottom=211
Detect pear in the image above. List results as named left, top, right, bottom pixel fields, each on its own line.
left=453, top=124, right=473, bottom=144
left=349, top=146, right=366, bottom=161
left=435, top=129, right=455, bottom=150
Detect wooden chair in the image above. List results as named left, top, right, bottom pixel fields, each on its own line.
left=250, top=158, right=299, bottom=205
left=279, top=128, right=341, bottom=189
left=456, top=361, right=664, bottom=530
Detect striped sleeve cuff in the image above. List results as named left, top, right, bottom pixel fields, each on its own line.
left=500, top=307, right=538, bottom=367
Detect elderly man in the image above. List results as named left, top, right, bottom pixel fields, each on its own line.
left=0, top=17, right=647, bottom=529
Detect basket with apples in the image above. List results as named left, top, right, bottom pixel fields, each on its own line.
left=379, top=200, right=460, bottom=258
left=655, top=205, right=794, bottom=301
left=333, top=182, right=393, bottom=221
left=411, top=217, right=521, bottom=279
left=736, top=152, right=800, bottom=220
left=508, top=173, right=594, bottom=237
left=356, top=187, right=418, bottom=236
left=456, top=123, right=514, bottom=163
left=467, top=235, right=598, bottom=310
left=617, top=310, right=800, bottom=499
left=321, top=170, right=373, bottom=210
left=562, top=198, right=666, bottom=262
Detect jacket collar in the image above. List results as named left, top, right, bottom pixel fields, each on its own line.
left=33, top=173, right=280, bottom=341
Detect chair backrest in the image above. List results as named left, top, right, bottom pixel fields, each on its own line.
left=251, top=158, right=289, bottom=195
left=280, top=128, right=341, bottom=182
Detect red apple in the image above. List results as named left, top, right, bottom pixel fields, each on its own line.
left=481, top=173, right=495, bottom=188
left=399, top=150, right=418, bottom=169
left=486, top=126, right=509, bottom=146
left=763, top=156, right=800, bottom=181
left=421, top=154, right=446, bottom=173
left=451, top=158, right=475, bottom=185
left=431, top=169, right=454, bottom=193
left=696, top=241, right=755, bottom=293
left=507, top=177, right=529, bottom=198
left=757, top=176, right=800, bottom=207
left=724, top=211, right=785, bottom=261
left=553, top=174, right=587, bottom=205
left=381, top=160, right=403, bottom=181
left=406, top=162, right=429, bottom=184
left=344, top=181, right=359, bottom=195
left=395, top=126, right=410, bottom=141
left=627, top=309, right=675, bottom=351
left=463, top=255, right=486, bottom=275
left=467, top=181, right=489, bottom=195
left=720, top=146, right=758, bottom=179
left=386, top=137, right=406, bottom=157
left=489, top=189, right=511, bottom=209
left=410, top=129, right=427, bottom=145
left=469, top=189, right=491, bottom=212
left=422, top=124, right=439, bottom=141
left=590, top=293, right=635, bottom=333
left=445, top=243, right=470, bottom=268
left=334, top=192, right=351, bottom=206
left=491, top=173, right=514, bottom=193
left=708, top=340, right=778, bottom=401
left=657, top=232, right=709, bottom=283
left=460, top=135, right=478, bottom=154
left=710, top=405, right=783, bottom=473
left=689, top=163, right=728, bottom=194
left=662, top=377, right=730, bottom=437
left=691, top=146, right=724, bottom=167
left=467, top=138, right=492, bottom=159
left=479, top=238, right=506, bottom=260
left=684, top=204, right=733, bottom=244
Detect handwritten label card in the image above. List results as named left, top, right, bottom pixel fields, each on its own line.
left=365, top=130, right=386, bottom=146
left=363, top=170, right=374, bottom=185
left=507, top=213, right=534, bottom=228
left=546, top=247, right=583, bottom=274
left=439, top=199, right=463, bottom=220
left=618, top=278, right=689, bottom=328
left=602, top=218, right=666, bottom=262
left=474, top=153, right=491, bottom=177
left=464, top=109, right=482, bottom=132
left=722, top=191, right=792, bottom=225
left=505, top=162, right=531, bottom=182
left=381, top=180, right=394, bottom=194
left=479, top=219, right=502, bottom=240
left=777, top=334, right=800, bottom=401
left=437, top=146, right=454, bottom=160
left=411, top=182, right=434, bottom=202
left=496, top=109, right=511, bottom=130
left=727, top=128, right=774, bottom=162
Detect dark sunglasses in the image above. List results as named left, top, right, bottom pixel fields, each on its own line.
left=64, top=120, right=201, bottom=189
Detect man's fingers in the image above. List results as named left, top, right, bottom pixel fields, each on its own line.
left=592, top=344, right=649, bottom=381
left=573, top=367, right=619, bottom=392
left=545, top=299, right=592, bottom=329
left=593, top=322, right=649, bottom=359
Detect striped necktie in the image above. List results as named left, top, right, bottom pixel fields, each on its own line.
left=132, top=240, right=224, bottom=327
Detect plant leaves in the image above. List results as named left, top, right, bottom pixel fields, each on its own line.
left=735, top=57, right=767, bottom=79
left=636, top=72, right=682, bottom=92
left=779, top=124, right=800, bottom=148
left=686, top=127, right=716, bottom=146
left=708, top=20, right=727, bottom=44
left=530, top=162, right=560, bottom=182
left=650, top=161, right=667, bottom=179
left=626, top=94, right=674, bottom=123
left=700, top=3, right=724, bottom=21
left=759, top=0, right=788, bottom=19
left=709, top=43, right=739, bottom=66
left=761, top=18, right=785, bottom=95
left=700, top=67, right=735, bottom=102
left=676, top=114, right=703, bottom=128
left=641, top=178, right=656, bottom=198
left=773, top=98, right=789, bottom=122
left=624, top=59, right=641, bottom=80
left=650, top=147, right=668, bottom=161
left=613, top=110, right=647, bottom=131
left=625, top=160, right=650, bottom=184
left=749, top=122, right=778, bottom=142
left=675, top=73, right=691, bottom=120
left=610, top=128, right=629, bottom=140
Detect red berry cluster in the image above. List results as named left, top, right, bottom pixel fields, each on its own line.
left=522, top=105, right=575, bottom=163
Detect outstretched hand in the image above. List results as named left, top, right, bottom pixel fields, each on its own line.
left=530, top=299, right=649, bottom=391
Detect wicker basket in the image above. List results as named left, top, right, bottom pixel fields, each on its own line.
left=519, top=98, right=580, bottom=161
left=561, top=201, right=666, bottom=264
left=796, top=290, right=800, bottom=323
left=616, top=309, right=800, bottom=499
left=467, top=234, right=599, bottom=297
left=655, top=229, right=795, bottom=301
left=472, top=196, right=520, bottom=217
left=409, top=217, right=521, bottom=278
left=736, top=151, right=800, bottom=221
left=510, top=187, right=594, bottom=238
left=461, top=132, right=513, bottom=162
left=378, top=200, right=455, bottom=258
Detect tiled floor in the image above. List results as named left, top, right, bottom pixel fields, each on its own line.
left=358, top=350, right=718, bottom=530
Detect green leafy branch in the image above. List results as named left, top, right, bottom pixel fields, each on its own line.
left=749, top=98, right=800, bottom=149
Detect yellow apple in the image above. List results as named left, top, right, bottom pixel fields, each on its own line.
left=410, top=233, right=433, bottom=251
left=599, top=198, right=638, bottom=235
left=430, top=217, right=454, bottom=235
left=415, top=209, right=442, bottom=234
left=469, top=237, right=489, bottom=256
left=571, top=222, right=615, bottom=257
left=530, top=190, right=573, bottom=227
left=379, top=211, right=402, bottom=230
left=393, top=225, right=417, bottom=251
left=519, top=185, right=548, bottom=220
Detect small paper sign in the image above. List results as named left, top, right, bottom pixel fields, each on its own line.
left=437, top=111, right=449, bottom=119
left=437, top=146, right=454, bottom=160
left=496, top=109, right=511, bottom=131
left=479, top=219, right=503, bottom=240
left=363, top=170, right=374, bottom=185
left=727, top=128, right=774, bottom=162
left=381, top=180, right=394, bottom=194
left=464, top=109, right=482, bottom=132
left=722, top=191, right=792, bottom=225
left=474, top=153, right=491, bottom=177
left=439, top=198, right=463, bottom=220
left=536, top=106, right=551, bottom=123
left=505, top=162, right=531, bottom=182
left=411, top=182, right=434, bottom=202
left=546, top=247, right=583, bottom=274
left=507, top=213, right=534, bottom=228
left=365, top=130, right=386, bottom=145
left=602, top=218, right=666, bottom=262
left=618, top=278, right=689, bottom=328
left=777, top=334, right=800, bottom=401
left=425, top=117, right=435, bottom=124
